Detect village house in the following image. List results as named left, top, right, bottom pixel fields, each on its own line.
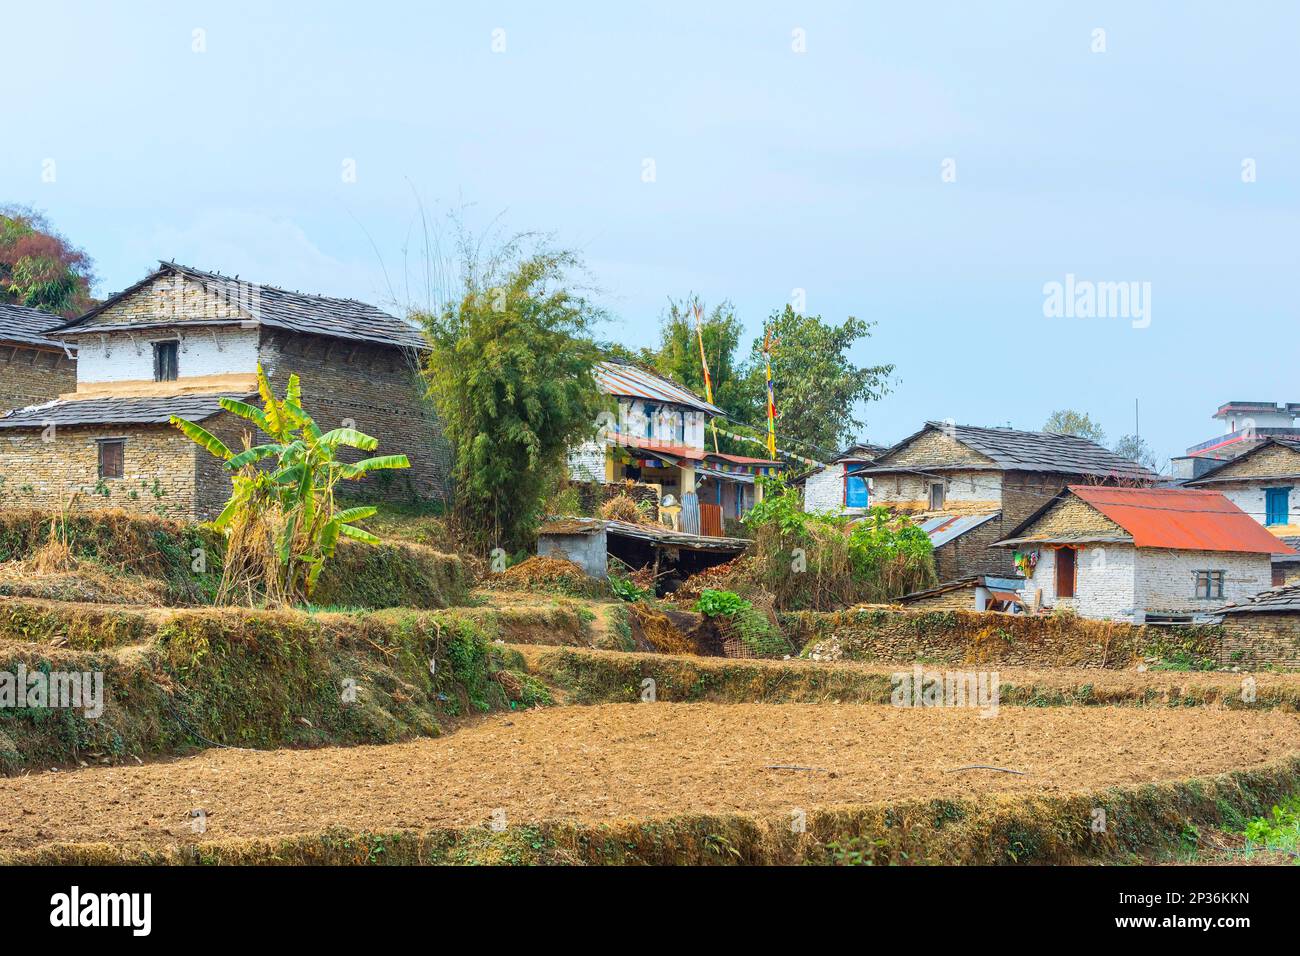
left=1181, top=437, right=1300, bottom=585
left=567, top=359, right=782, bottom=536
left=1171, top=400, right=1300, bottom=479
left=995, top=485, right=1292, bottom=623
left=0, top=262, right=448, bottom=519
left=799, top=442, right=885, bottom=515
left=0, top=302, right=77, bottom=412
left=855, top=422, right=1156, bottom=582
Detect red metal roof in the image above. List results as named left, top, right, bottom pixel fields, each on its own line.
left=1069, top=485, right=1296, bottom=554
left=609, top=433, right=705, bottom=461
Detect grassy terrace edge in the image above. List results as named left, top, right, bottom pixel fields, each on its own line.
left=6, top=756, right=1298, bottom=866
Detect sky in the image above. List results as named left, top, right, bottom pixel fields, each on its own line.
left=4, top=1, right=1298, bottom=465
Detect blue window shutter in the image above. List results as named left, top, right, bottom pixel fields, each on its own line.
left=1266, top=487, right=1291, bottom=526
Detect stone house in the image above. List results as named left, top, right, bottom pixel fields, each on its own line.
left=1213, top=582, right=1300, bottom=668
left=995, top=485, right=1292, bottom=623
left=0, top=262, right=448, bottom=519
left=858, top=422, right=1156, bottom=581
left=1183, top=437, right=1300, bottom=585
left=567, top=359, right=782, bottom=536
left=799, top=442, right=885, bottom=515
left=0, top=302, right=77, bottom=412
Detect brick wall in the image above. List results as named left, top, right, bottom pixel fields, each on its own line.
left=258, top=330, right=451, bottom=506
left=0, top=345, right=76, bottom=412
left=0, top=424, right=198, bottom=519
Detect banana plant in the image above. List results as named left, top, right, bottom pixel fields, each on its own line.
left=171, top=364, right=409, bottom=603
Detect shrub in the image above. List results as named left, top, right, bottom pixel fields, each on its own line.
left=739, top=476, right=935, bottom=610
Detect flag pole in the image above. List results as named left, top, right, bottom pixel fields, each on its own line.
left=694, top=302, right=720, bottom=454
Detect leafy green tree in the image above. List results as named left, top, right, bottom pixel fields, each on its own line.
left=737, top=306, right=893, bottom=456
left=420, top=241, right=604, bottom=552
left=650, top=296, right=748, bottom=419
left=0, top=206, right=95, bottom=316
left=1043, top=409, right=1106, bottom=444
left=171, top=366, right=409, bottom=605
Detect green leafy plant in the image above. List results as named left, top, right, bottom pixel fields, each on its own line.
left=608, top=573, right=646, bottom=603
left=170, top=365, right=409, bottom=606
left=694, top=588, right=750, bottom=617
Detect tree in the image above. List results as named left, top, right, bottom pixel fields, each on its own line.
left=1043, top=409, right=1106, bottom=444
left=171, top=366, right=410, bottom=606
left=650, top=296, right=748, bottom=420
left=737, top=306, right=893, bottom=457
left=1112, top=433, right=1162, bottom=472
left=0, top=206, right=95, bottom=316
left=420, top=239, right=604, bottom=553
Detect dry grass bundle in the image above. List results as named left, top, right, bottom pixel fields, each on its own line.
left=599, top=494, right=644, bottom=524
left=29, top=493, right=80, bottom=575
left=488, top=555, right=605, bottom=598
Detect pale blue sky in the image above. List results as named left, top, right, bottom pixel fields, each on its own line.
left=4, top=1, right=1297, bottom=463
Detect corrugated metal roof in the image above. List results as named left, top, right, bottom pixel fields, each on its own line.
left=912, top=511, right=1001, bottom=548
left=1070, top=485, right=1296, bottom=554
left=0, top=393, right=253, bottom=429
left=0, top=302, right=73, bottom=351
left=56, top=262, right=427, bottom=351
left=593, top=360, right=723, bottom=416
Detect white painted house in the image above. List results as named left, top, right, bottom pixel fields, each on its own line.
left=1183, top=437, right=1300, bottom=585
left=566, top=359, right=782, bottom=536
left=996, top=485, right=1293, bottom=623
left=800, top=443, right=884, bottom=514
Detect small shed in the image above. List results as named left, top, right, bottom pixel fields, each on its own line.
left=897, top=573, right=1027, bottom=612
left=537, top=517, right=749, bottom=584
left=1214, top=583, right=1300, bottom=668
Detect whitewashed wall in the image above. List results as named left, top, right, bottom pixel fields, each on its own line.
left=75, top=327, right=259, bottom=384
left=1135, top=548, right=1272, bottom=614
left=1021, top=544, right=1138, bottom=621
left=870, top=469, right=1002, bottom=510
left=619, top=399, right=705, bottom=450
left=804, top=463, right=872, bottom=515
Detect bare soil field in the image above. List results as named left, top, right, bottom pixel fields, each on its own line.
left=2, top=703, right=1297, bottom=852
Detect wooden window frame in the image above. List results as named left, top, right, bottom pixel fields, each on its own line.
left=96, top=438, right=126, bottom=480
left=928, top=480, right=946, bottom=510
left=1265, top=487, right=1291, bottom=526
left=1194, top=570, right=1225, bottom=600
left=152, top=339, right=179, bottom=382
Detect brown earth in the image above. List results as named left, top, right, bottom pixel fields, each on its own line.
left=1, top=703, right=1296, bottom=852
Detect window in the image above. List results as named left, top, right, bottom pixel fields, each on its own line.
left=845, top=466, right=869, bottom=508
left=676, top=413, right=686, bottom=444
left=1194, top=570, right=1225, bottom=600
left=1265, top=487, right=1291, bottom=526
left=928, top=480, right=945, bottom=510
left=97, top=439, right=125, bottom=480
left=644, top=404, right=656, bottom=438
left=1055, top=547, right=1077, bottom=598
left=153, top=341, right=179, bottom=381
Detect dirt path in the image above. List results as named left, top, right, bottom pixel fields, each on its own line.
left=1, top=703, right=1297, bottom=851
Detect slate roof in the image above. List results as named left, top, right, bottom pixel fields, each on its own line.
left=0, top=302, right=73, bottom=351
left=54, top=262, right=427, bottom=351
left=867, top=422, right=1157, bottom=481
left=0, top=393, right=254, bottom=430
left=593, top=360, right=724, bottom=416
left=1184, top=437, right=1300, bottom=485
left=1217, top=581, right=1300, bottom=615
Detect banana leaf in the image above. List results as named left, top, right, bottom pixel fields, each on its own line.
left=170, top=417, right=233, bottom=460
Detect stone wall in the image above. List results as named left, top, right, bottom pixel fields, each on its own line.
left=258, top=330, right=451, bottom=506
left=1219, top=614, right=1300, bottom=667
left=0, top=345, right=76, bottom=411
left=0, top=424, right=197, bottom=519
left=785, top=606, right=1225, bottom=668
left=871, top=468, right=1001, bottom=513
